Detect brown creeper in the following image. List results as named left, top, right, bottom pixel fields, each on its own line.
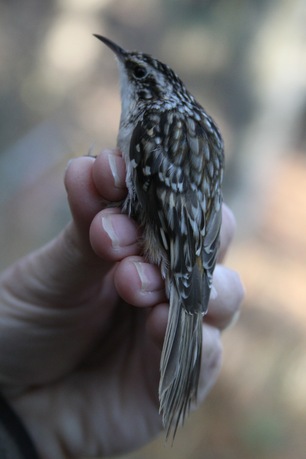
left=94, top=35, right=224, bottom=438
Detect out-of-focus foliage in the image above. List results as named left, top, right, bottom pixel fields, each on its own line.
left=1, top=1, right=305, bottom=458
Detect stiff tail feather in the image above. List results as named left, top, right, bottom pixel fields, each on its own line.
left=159, top=286, right=203, bottom=439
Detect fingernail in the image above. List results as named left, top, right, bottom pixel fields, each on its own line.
left=108, top=153, right=126, bottom=189
left=203, top=326, right=222, bottom=363
left=227, top=309, right=241, bottom=329
left=133, top=262, right=151, bottom=292
left=87, top=143, right=97, bottom=158
left=101, top=215, right=120, bottom=248
left=204, top=326, right=222, bottom=380
left=210, top=285, right=218, bottom=300
left=64, top=158, right=75, bottom=173
left=101, top=214, right=138, bottom=249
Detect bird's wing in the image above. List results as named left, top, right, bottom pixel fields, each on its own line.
left=129, top=111, right=223, bottom=314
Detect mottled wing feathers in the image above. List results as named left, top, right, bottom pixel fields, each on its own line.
left=129, top=110, right=222, bottom=315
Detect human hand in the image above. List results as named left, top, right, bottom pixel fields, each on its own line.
left=0, top=148, right=244, bottom=459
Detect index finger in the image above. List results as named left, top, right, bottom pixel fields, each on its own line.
left=92, top=148, right=127, bottom=202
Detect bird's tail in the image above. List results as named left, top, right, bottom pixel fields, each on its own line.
left=159, top=285, right=203, bottom=439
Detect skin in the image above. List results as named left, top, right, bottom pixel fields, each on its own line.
left=0, top=148, right=244, bottom=459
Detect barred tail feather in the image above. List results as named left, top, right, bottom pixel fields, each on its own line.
left=159, top=286, right=203, bottom=439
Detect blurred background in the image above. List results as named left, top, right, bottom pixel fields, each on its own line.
left=1, top=0, right=306, bottom=458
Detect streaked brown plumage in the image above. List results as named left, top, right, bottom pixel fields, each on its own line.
left=94, top=35, right=224, bottom=438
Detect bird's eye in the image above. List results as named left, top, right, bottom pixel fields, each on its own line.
left=133, top=65, right=148, bottom=79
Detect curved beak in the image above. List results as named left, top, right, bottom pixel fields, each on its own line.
left=93, top=34, right=127, bottom=61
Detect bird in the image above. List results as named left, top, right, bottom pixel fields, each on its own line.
left=94, top=34, right=224, bottom=439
